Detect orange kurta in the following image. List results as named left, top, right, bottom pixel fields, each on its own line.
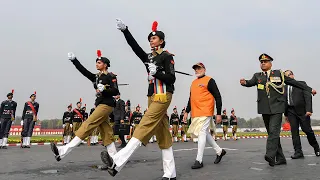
left=190, top=75, right=215, bottom=118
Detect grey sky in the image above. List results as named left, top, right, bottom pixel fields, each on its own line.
left=0, top=0, right=319, bottom=120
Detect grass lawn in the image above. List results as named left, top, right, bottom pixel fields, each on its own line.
left=7, top=131, right=320, bottom=143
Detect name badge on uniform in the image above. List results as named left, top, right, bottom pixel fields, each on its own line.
left=257, top=84, right=264, bottom=90
left=270, top=77, right=281, bottom=82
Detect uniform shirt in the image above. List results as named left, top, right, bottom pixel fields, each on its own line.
left=22, top=101, right=39, bottom=120
left=62, top=111, right=73, bottom=124
left=71, top=59, right=119, bottom=107
left=179, top=113, right=187, bottom=125
left=122, top=28, right=176, bottom=96
left=0, top=100, right=17, bottom=119
left=132, top=111, right=143, bottom=124
left=230, top=115, right=237, bottom=125
left=170, top=113, right=179, bottom=125
left=221, top=114, right=229, bottom=125
left=72, top=108, right=84, bottom=122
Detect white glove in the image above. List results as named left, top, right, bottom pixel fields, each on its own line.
left=132, top=124, right=135, bottom=127
left=63, top=124, right=66, bottom=128
left=97, top=84, right=105, bottom=92
left=70, top=124, right=73, bottom=128
left=68, top=52, right=76, bottom=61
left=170, top=125, right=173, bottom=128
left=179, top=125, right=182, bottom=128
left=20, top=120, right=23, bottom=126
left=116, top=18, right=126, bottom=31
left=148, top=73, right=154, bottom=81
left=148, top=63, right=157, bottom=76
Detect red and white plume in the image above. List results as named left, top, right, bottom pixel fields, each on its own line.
left=80, top=98, right=82, bottom=102
left=11, top=89, right=14, bottom=94
left=34, top=91, right=36, bottom=95
left=97, top=50, right=102, bottom=59
left=85, top=104, right=87, bottom=107
left=69, top=103, right=72, bottom=107
left=152, top=21, right=158, bottom=32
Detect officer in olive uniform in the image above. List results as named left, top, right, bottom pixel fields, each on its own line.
left=240, top=53, right=317, bottom=166
left=180, top=108, right=188, bottom=142
left=62, top=104, right=73, bottom=145
left=229, top=108, right=238, bottom=140
left=221, top=110, right=229, bottom=141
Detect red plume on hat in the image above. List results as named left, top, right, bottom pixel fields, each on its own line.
left=85, top=104, right=86, bottom=107
left=80, top=98, right=82, bottom=102
left=97, top=50, right=102, bottom=59
left=152, top=21, right=158, bottom=32
left=34, top=91, right=36, bottom=95
left=70, top=103, right=72, bottom=107
left=12, top=89, right=14, bottom=94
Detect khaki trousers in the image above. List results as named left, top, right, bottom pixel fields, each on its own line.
left=133, top=93, right=173, bottom=149
left=172, top=124, right=178, bottom=137
left=75, top=104, right=114, bottom=146
left=73, top=122, right=82, bottom=136
left=63, top=123, right=72, bottom=136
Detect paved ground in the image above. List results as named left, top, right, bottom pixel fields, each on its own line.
left=0, top=137, right=319, bottom=180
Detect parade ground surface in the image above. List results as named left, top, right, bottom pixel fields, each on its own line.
left=1, top=137, right=319, bottom=180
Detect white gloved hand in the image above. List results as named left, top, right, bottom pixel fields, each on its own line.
left=116, top=18, right=127, bottom=31
left=68, top=52, right=76, bottom=61
left=20, top=120, right=23, bottom=126
left=132, top=124, right=135, bottom=127
left=170, top=125, right=173, bottom=128
left=63, top=124, right=66, bottom=128
left=97, top=84, right=105, bottom=92
left=148, top=73, right=154, bottom=81
left=148, top=63, right=157, bottom=76
left=70, top=124, right=73, bottom=128
left=179, top=125, right=182, bottom=128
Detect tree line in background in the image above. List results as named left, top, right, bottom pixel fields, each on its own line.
left=11, top=116, right=320, bottom=129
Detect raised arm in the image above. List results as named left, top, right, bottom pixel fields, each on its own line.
left=71, top=58, right=96, bottom=82
left=122, top=28, right=148, bottom=62
left=284, top=76, right=312, bottom=93
left=241, top=74, right=257, bottom=87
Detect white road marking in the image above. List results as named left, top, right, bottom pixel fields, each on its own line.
left=252, top=162, right=266, bottom=165
left=174, top=147, right=238, bottom=152
left=308, top=163, right=317, bottom=166
left=250, top=167, right=263, bottom=171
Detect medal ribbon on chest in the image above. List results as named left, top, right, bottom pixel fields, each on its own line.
left=153, top=78, right=167, bottom=102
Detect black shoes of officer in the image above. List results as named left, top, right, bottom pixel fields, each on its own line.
left=275, top=160, right=287, bottom=165
left=291, top=152, right=304, bottom=159
left=162, top=178, right=176, bottom=180
left=191, top=160, right=203, bottom=169
left=264, top=155, right=275, bottom=167
left=50, top=142, right=61, bottom=161
left=214, top=149, right=226, bottom=164
left=100, top=150, right=118, bottom=177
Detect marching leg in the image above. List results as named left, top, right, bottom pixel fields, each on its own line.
left=162, top=146, right=176, bottom=179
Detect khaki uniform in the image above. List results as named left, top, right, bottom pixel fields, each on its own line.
left=133, top=93, right=173, bottom=149
left=63, top=123, right=73, bottom=136
left=75, top=104, right=114, bottom=146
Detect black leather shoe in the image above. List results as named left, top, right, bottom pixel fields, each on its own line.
left=162, top=178, right=176, bottom=180
left=100, top=150, right=118, bottom=177
left=291, top=153, right=304, bottom=159
left=264, top=155, right=275, bottom=167
left=50, top=142, right=61, bottom=161
left=191, top=160, right=203, bottom=169
left=2, top=146, right=7, bottom=149
left=275, top=160, right=287, bottom=165
left=214, top=149, right=226, bottom=164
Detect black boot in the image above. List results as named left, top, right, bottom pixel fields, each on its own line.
left=191, top=160, right=203, bottom=169
left=264, top=155, right=275, bottom=167
left=291, top=152, right=304, bottom=159
left=100, top=151, right=118, bottom=177
left=214, top=149, right=226, bottom=164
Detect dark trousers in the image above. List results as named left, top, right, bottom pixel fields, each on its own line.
left=287, top=106, right=319, bottom=153
left=262, top=114, right=285, bottom=161
left=0, top=118, right=12, bottom=138
left=22, top=118, right=35, bottom=137
left=115, top=120, right=126, bottom=145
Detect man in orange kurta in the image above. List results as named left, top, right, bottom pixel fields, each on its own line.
left=183, top=62, right=226, bottom=169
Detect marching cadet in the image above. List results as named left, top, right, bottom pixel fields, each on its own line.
left=90, top=106, right=99, bottom=145
left=170, top=107, right=179, bottom=142
left=72, top=100, right=84, bottom=140
left=62, top=104, right=73, bottom=145
left=184, top=62, right=226, bottom=169
left=101, top=19, right=177, bottom=180
left=0, top=90, right=17, bottom=149
left=21, top=92, right=39, bottom=148
left=229, top=108, right=238, bottom=140
left=240, top=53, right=316, bottom=166
left=180, top=108, right=188, bottom=142
left=131, top=105, right=143, bottom=136
left=221, top=109, right=229, bottom=140
left=123, top=105, right=132, bottom=143
left=50, top=50, right=119, bottom=162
